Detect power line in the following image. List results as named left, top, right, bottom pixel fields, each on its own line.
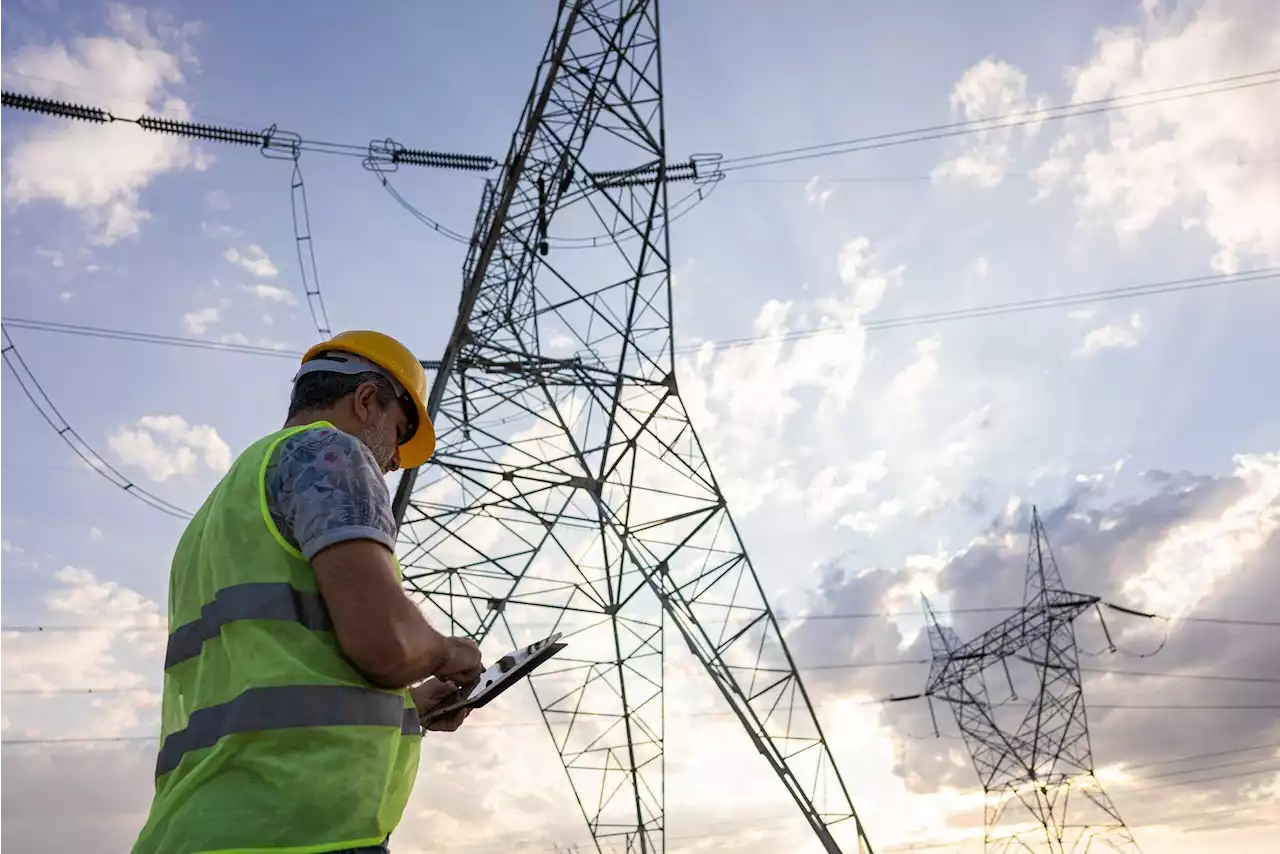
left=1, top=735, right=157, bottom=745
left=1177, top=615, right=1280, bottom=628
left=6, top=267, right=1274, bottom=374
left=0, top=317, right=306, bottom=359
left=1079, top=667, right=1280, bottom=684
left=0, top=90, right=498, bottom=172
left=717, top=68, right=1280, bottom=173
left=289, top=157, right=333, bottom=339
left=377, top=170, right=722, bottom=249
left=733, top=157, right=1279, bottom=187
left=1124, top=742, right=1280, bottom=772
left=785, top=607, right=1280, bottom=628
left=792, top=606, right=1019, bottom=621
left=1125, top=763, right=1280, bottom=794
left=671, top=268, right=1279, bottom=355
left=0, top=326, right=192, bottom=520
left=8, top=607, right=1276, bottom=634
left=1137, top=755, right=1280, bottom=783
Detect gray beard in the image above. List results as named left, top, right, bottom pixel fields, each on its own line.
left=359, top=406, right=396, bottom=473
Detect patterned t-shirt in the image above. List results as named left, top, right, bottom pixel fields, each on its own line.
left=264, top=425, right=396, bottom=561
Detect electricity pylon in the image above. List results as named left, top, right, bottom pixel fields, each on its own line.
left=921, top=508, right=1139, bottom=852
left=390, top=1, right=873, bottom=852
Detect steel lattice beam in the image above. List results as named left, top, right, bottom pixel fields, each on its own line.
left=391, top=1, right=872, bottom=851
left=921, top=509, right=1140, bottom=853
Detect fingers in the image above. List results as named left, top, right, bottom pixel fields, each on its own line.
left=437, top=636, right=485, bottom=684
left=423, top=708, right=470, bottom=733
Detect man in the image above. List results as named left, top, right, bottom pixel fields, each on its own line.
left=132, top=330, right=485, bottom=854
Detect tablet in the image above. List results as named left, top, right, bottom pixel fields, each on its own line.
left=420, top=632, right=567, bottom=724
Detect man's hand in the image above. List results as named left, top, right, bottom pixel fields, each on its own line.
left=411, top=677, right=470, bottom=733
left=436, top=637, right=484, bottom=686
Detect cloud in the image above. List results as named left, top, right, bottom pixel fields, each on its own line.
left=108, top=414, right=231, bottom=482
left=223, top=245, right=279, bottom=278
left=1124, top=451, right=1280, bottom=616
left=1034, top=0, right=1280, bottom=272
left=789, top=450, right=1280, bottom=837
left=181, top=299, right=228, bottom=334
left=932, top=58, right=1047, bottom=186
left=35, top=247, right=65, bottom=267
left=2, top=565, right=162, bottom=720
left=808, top=451, right=889, bottom=522
left=885, top=337, right=942, bottom=411
left=1075, top=312, right=1144, bottom=356
left=1, top=5, right=208, bottom=244
left=804, top=174, right=834, bottom=208
left=675, top=235, right=903, bottom=514
left=200, top=221, right=241, bottom=240
left=205, top=189, right=230, bottom=211
left=246, top=283, right=298, bottom=305
left=1, top=562, right=168, bottom=851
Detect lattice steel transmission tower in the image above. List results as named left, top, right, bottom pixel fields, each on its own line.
left=920, top=508, right=1139, bottom=853
left=389, top=2, right=873, bottom=852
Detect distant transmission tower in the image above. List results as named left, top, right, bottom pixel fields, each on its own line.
left=391, top=1, right=872, bottom=853
left=920, top=508, right=1139, bottom=852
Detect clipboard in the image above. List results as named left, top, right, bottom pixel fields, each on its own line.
left=420, top=632, right=567, bottom=724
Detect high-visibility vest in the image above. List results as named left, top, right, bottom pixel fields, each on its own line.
left=132, top=422, right=422, bottom=854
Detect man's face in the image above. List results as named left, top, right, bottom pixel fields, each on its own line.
left=353, top=382, right=408, bottom=474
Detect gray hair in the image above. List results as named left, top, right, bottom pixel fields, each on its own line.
left=286, top=370, right=398, bottom=420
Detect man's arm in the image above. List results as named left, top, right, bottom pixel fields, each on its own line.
left=267, top=427, right=482, bottom=689
left=311, top=540, right=477, bottom=688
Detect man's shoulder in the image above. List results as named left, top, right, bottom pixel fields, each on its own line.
left=270, top=425, right=384, bottom=496
left=265, top=424, right=395, bottom=559
left=266, top=425, right=384, bottom=500
left=273, top=424, right=363, bottom=463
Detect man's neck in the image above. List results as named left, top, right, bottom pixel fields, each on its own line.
left=283, top=410, right=335, bottom=430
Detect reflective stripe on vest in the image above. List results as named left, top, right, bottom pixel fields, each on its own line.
left=156, top=684, right=421, bottom=777
left=165, top=582, right=332, bottom=669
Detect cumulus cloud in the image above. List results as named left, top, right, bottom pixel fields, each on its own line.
left=108, top=414, right=231, bottom=481
left=932, top=1, right=1279, bottom=273
left=807, top=450, right=889, bottom=521
left=789, top=451, right=1280, bottom=841
left=804, top=174, right=834, bottom=208
left=1, top=5, right=208, bottom=244
left=246, top=283, right=297, bottom=305
left=223, top=245, right=279, bottom=278
left=1041, top=0, right=1278, bottom=272
left=1075, top=312, right=1145, bottom=356
left=181, top=299, right=228, bottom=335
left=1, top=564, right=168, bottom=852
left=885, top=337, right=942, bottom=411
left=932, top=58, right=1048, bottom=186
left=676, top=235, right=903, bottom=514
left=200, top=221, right=241, bottom=240
left=1124, top=451, right=1280, bottom=616
left=35, top=247, right=66, bottom=267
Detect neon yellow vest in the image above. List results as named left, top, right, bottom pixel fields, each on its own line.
left=132, top=423, right=421, bottom=854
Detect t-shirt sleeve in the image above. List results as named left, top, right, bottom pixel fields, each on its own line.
left=263, top=427, right=396, bottom=561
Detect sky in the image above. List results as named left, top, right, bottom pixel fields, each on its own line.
left=1, top=0, right=1279, bottom=852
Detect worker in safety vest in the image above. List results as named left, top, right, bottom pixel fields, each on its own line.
left=131, top=330, right=486, bottom=854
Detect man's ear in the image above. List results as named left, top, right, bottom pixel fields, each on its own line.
left=351, top=381, right=381, bottom=423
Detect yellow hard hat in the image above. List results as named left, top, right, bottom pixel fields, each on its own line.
left=301, top=330, right=436, bottom=468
